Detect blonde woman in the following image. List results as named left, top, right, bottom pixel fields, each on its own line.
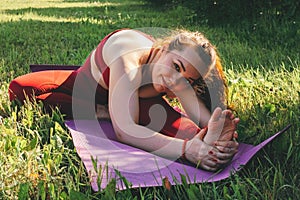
left=9, top=28, right=239, bottom=171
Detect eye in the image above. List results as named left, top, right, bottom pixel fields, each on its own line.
left=185, top=77, right=196, bottom=86
left=185, top=78, right=192, bottom=85
left=174, top=63, right=180, bottom=72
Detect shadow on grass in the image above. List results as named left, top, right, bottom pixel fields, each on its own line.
left=2, top=0, right=154, bottom=21
left=1, top=0, right=299, bottom=69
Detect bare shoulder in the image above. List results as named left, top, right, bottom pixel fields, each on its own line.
left=102, top=30, right=153, bottom=67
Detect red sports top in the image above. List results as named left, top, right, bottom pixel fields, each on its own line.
left=89, top=29, right=155, bottom=88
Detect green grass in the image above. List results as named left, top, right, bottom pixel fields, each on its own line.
left=0, top=0, right=299, bottom=199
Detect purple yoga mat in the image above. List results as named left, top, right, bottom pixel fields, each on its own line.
left=65, top=120, right=291, bottom=191
left=28, top=64, right=291, bottom=190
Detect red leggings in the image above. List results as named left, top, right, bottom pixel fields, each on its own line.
left=9, top=68, right=201, bottom=139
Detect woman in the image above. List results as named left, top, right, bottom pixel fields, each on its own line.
left=9, top=28, right=239, bottom=171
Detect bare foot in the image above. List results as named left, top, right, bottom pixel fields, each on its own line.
left=203, top=107, right=239, bottom=145
left=218, top=109, right=239, bottom=141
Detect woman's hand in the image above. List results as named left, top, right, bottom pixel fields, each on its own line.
left=184, top=129, right=220, bottom=171
left=212, top=140, right=239, bottom=164
left=184, top=129, right=239, bottom=171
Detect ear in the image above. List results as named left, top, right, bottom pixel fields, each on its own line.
left=161, top=44, right=169, bottom=52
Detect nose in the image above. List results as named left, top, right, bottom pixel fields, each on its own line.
left=167, top=73, right=189, bottom=91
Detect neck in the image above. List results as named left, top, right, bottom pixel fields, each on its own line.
left=137, top=48, right=163, bottom=98
left=139, top=47, right=160, bottom=65
left=140, top=48, right=161, bottom=85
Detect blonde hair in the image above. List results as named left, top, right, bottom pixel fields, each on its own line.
left=153, top=30, right=228, bottom=111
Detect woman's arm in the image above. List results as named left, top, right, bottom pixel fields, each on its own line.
left=108, top=58, right=237, bottom=170
left=102, top=30, right=185, bottom=159
left=104, top=30, right=236, bottom=170
left=176, top=87, right=211, bottom=127
left=108, top=57, right=185, bottom=159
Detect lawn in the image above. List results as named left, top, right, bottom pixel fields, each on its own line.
left=0, top=0, right=299, bottom=199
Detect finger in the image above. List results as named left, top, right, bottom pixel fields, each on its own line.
left=200, top=159, right=219, bottom=171
left=215, top=146, right=238, bottom=156
left=216, top=143, right=239, bottom=152
left=233, top=131, right=238, bottom=140
left=208, top=155, right=230, bottom=165
left=210, top=107, right=222, bottom=122
left=200, top=164, right=218, bottom=172
left=213, top=157, right=231, bottom=165
left=198, top=127, right=208, bottom=140
left=209, top=148, right=235, bottom=160
left=214, top=140, right=239, bottom=148
left=214, top=151, right=235, bottom=160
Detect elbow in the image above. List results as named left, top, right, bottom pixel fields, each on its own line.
left=109, top=109, right=139, bottom=143
left=115, top=130, right=125, bottom=142
left=111, top=120, right=136, bottom=143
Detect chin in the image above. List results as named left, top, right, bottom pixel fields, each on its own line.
left=166, top=90, right=176, bottom=98
left=153, top=83, right=163, bottom=93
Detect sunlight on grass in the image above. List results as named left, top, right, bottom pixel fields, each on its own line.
left=1, top=0, right=299, bottom=198
left=0, top=11, right=110, bottom=24
left=0, top=0, right=119, bottom=23
left=226, top=63, right=300, bottom=142
left=0, top=0, right=119, bottom=11
left=227, top=65, right=300, bottom=111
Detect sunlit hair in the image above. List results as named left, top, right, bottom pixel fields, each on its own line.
left=153, top=29, right=228, bottom=111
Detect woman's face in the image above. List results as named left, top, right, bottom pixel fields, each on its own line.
left=152, top=46, right=207, bottom=97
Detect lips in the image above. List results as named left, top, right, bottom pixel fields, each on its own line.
left=161, top=76, right=168, bottom=91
